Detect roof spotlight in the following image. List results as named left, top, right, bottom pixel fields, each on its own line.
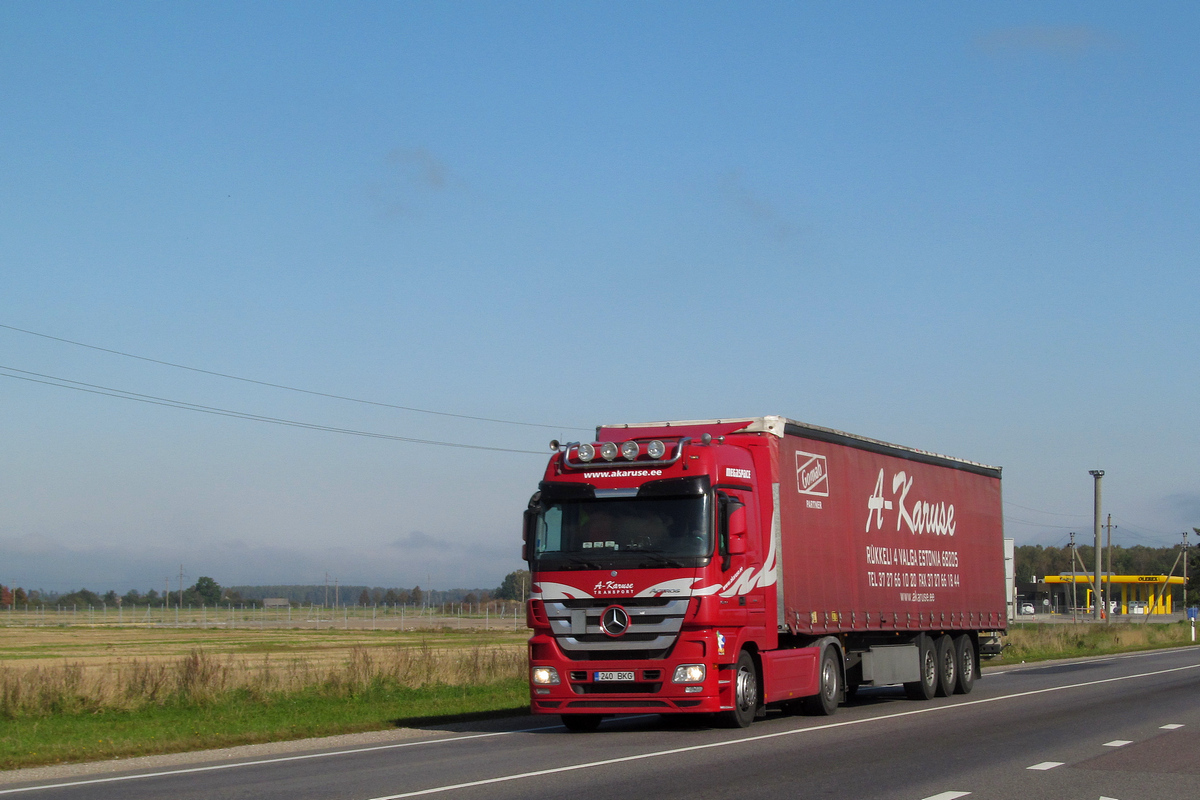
left=621, top=441, right=640, bottom=460
left=600, top=442, right=619, bottom=461
left=646, top=440, right=666, bottom=459
left=577, top=443, right=595, bottom=462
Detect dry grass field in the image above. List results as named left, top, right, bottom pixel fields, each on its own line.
left=0, top=623, right=528, bottom=718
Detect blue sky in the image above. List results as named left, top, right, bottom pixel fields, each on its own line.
left=2, top=3, right=1197, bottom=592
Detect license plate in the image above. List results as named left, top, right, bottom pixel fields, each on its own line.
left=593, top=671, right=635, bottom=682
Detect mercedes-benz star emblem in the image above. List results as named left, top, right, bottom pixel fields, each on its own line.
left=600, top=605, right=630, bottom=637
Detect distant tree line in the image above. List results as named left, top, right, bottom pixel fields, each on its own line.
left=1, top=577, right=229, bottom=609
left=0, top=576, right=532, bottom=609
left=1016, top=539, right=1200, bottom=604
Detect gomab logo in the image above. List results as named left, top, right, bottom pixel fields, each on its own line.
left=795, top=450, right=829, bottom=497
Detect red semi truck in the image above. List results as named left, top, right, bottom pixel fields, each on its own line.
left=523, top=416, right=1006, bottom=731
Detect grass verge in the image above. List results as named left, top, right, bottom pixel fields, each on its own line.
left=0, top=679, right=526, bottom=770
left=992, top=620, right=1196, bottom=665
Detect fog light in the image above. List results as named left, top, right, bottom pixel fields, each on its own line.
left=577, top=444, right=595, bottom=463
left=672, top=664, right=706, bottom=683
left=600, top=442, right=619, bottom=461
left=532, top=666, right=560, bottom=685
left=621, top=441, right=640, bottom=460
left=646, top=440, right=666, bottom=459
left=684, top=685, right=703, bottom=693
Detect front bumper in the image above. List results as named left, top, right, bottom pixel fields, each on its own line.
left=528, top=632, right=728, bottom=715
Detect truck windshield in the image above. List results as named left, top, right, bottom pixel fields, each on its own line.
left=533, top=496, right=711, bottom=569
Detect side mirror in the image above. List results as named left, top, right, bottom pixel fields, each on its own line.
left=728, top=505, right=747, bottom=536
left=727, top=505, right=747, bottom=554
left=522, top=508, right=536, bottom=562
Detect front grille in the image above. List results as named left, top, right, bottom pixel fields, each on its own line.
left=545, top=597, right=689, bottom=660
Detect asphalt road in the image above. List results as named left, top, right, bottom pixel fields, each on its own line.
left=4, top=647, right=1199, bottom=800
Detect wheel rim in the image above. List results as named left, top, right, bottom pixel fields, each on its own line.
left=736, top=664, right=756, bottom=712
left=942, top=646, right=956, bottom=684
left=962, top=647, right=974, bottom=680
left=923, top=651, right=936, bottom=687
left=821, top=657, right=838, bottom=701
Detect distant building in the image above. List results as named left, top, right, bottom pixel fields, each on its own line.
left=262, top=598, right=290, bottom=608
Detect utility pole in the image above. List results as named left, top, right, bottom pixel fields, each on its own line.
left=1089, top=470, right=1104, bottom=621
left=178, top=564, right=185, bottom=608
left=1184, top=531, right=1194, bottom=642
left=325, top=572, right=330, bottom=609
left=1069, top=532, right=1077, bottom=624
left=1104, top=514, right=1116, bottom=621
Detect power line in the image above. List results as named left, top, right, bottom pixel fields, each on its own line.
left=1003, top=515, right=1084, bottom=530
left=0, top=365, right=546, bottom=455
left=1003, top=500, right=1090, bottom=519
left=0, top=322, right=588, bottom=431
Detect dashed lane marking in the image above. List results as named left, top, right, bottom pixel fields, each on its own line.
left=1027, top=762, right=1065, bottom=771
left=921, top=792, right=971, bottom=800
left=1160, top=724, right=1184, bottom=730
left=1103, top=740, right=1132, bottom=747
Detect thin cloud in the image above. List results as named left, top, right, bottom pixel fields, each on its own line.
left=719, top=171, right=796, bottom=241
left=366, top=147, right=462, bottom=218
left=975, top=26, right=1120, bottom=58
left=389, top=530, right=445, bottom=551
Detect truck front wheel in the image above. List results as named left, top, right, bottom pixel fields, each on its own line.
left=801, top=647, right=841, bottom=716
left=720, top=650, right=759, bottom=728
left=904, top=634, right=937, bottom=701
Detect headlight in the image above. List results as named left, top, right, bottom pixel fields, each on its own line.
left=531, top=666, right=560, bottom=685
left=600, top=442, right=619, bottom=461
left=646, top=440, right=666, bottom=459
left=620, top=441, right=640, bottom=460
left=577, top=444, right=595, bottom=463
left=672, top=664, right=706, bottom=683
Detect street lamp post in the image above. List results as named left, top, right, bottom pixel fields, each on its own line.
left=1089, top=470, right=1104, bottom=621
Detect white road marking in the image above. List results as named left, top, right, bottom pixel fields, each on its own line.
left=1103, top=740, right=1132, bottom=747
left=5, top=660, right=1198, bottom=797
left=921, top=792, right=971, bottom=800
left=360, top=662, right=1200, bottom=799
left=1160, top=724, right=1184, bottom=729
left=1027, top=762, right=1064, bottom=771
left=0, top=725, right=562, bottom=796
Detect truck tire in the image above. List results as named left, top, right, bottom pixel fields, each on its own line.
left=953, top=634, right=975, bottom=695
left=801, top=647, right=841, bottom=716
left=934, top=634, right=957, bottom=697
left=904, top=634, right=937, bottom=701
left=561, top=714, right=602, bottom=733
left=720, top=650, right=759, bottom=728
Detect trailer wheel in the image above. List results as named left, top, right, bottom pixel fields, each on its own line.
left=801, top=647, right=841, bottom=716
left=720, top=650, right=759, bottom=728
left=934, top=635, right=957, bottom=697
left=953, top=635, right=975, bottom=695
left=904, top=634, right=937, bottom=701
left=561, top=714, right=602, bottom=733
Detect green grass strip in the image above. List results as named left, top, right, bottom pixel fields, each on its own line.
left=0, top=679, right=527, bottom=771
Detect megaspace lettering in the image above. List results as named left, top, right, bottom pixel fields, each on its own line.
left=725, top=467, right=752, bottom=480
left=795, top=451, right=829, bottom=497
left=865, top=469, right=956, bottom=536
